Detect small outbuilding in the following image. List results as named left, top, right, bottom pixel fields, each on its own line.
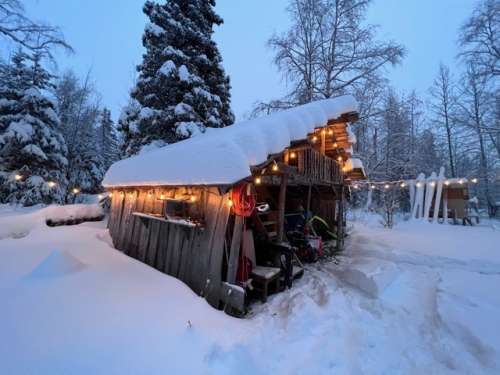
left=102, top=96, right=364, bottom=314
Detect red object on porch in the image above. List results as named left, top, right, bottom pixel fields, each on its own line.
left=232, top=182, right=256, bottom=217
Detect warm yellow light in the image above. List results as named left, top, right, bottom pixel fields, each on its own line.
left=471, top=178, right=478, bottom=183
left=321, top=129, right=326, bottom=135
left=72, top=188, right=80, bottom=194
left=15, top=174, right=22, bottom=181
left=353, top=184, right=359, bottom=189
left=48, top=181, right=56, bottom=188
left=333, top=142, right=338, bottom=148
left=128, top=193, right=134, bottom=199
left=190, top=195, right=197, bottom=202
left=384, top=184, right=390, bottom=189
left=370, top=185, right=376, bottom=190
left=342, top=166, right=348, bottom=172
left=312, top=136, right=318, bottom=143
left=337, top=156, right=343, bottom=162
left=444, top=180, right=450, bottom=186
left=227, top=198, right=233, bottom=207
left=120, top=192, right=125, bottom=198
left=254, top=177, right=262, bottom=185
left=400, top=182, right=406, bottom=188
left=272, top=163, right=279, bottom=172
left=109, top=192, right=114, bottom=198
left=290, top=151, right=297, bottom=159
left=160, top=193, right=165, bottom=200
left=148, top=193, right=152, bottom=199
left=328, top=129, right=334, bottom=136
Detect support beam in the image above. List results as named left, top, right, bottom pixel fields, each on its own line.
left=277, top=174, right=288, bottom=242
left=336, top=185, right=345, bottom=252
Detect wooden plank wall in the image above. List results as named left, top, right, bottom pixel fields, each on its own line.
left=107, top=186, right=231, bottom=310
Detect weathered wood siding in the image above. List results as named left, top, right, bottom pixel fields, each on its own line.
left=107, top=187, right=231, bottom=309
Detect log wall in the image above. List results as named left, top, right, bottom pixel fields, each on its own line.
left=107, top=186, right=231, bottom=309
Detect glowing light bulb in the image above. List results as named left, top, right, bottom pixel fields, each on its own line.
left=353, top=184, right=359, bottom=189
left=444, top=180, right=450, bottom=186
left=333, top=142, right=338, bottom=148
left=272, top=163, right=279, bottom=172
left=290, top=152, right=297, bottom=159
left=72, top=188, right=80, bottom=194
left=400, top=182, right=406, bottom=188
left=15, top=174, right=22, bottom=181
left=160, top=194, right=165, bottom=200
left=337, top=156, right=343, bottom=162
left=48, top=181, right=56, bottom=188
left=148, top=193, right=152, bottom=199
left=416, top=182, right=421, bottom=188
left=370, top=185, right=376, bottom=190
left=190, top=195, right=196, bottom=202
left=312, top=136, right=318, bottom=143
left=128, top=193, right=134, bottom=199
left=384, top=184, right=390, bottom=189
left=109, top=192, right=113, bottom=198
left=227, top=199, right=233, bottom=207
left=254, top=177, right=262, bottom=185
left=471, top=178, right=478, bottom=184
left=120, top=192, right=125, bottom=198
left=321, top=129, right=326, bottom=135
left=98, top=194, right=103, bottom=199
left=430, top=181, right=436, bottom=187
left=328, top=129, right=334, bottom=136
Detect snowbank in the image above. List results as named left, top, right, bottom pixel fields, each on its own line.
left=103, top=96, right=358, bottom=187
left=0, top=204, right=103, bottom=240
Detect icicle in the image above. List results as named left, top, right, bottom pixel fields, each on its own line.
left=423, top=172, right=437, bottom=220
left=411, top=173, right=425, bottom=219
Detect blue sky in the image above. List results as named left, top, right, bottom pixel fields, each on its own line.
left=22, top=0, right=476, bottom=121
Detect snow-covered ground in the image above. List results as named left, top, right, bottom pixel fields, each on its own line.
left=1, top=205, right=499, bottom=374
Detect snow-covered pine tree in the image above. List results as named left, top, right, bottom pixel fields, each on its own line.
left=0, top=50, right=68, bottom=205
left=97, top=107, right=119, bottom=170
left=120, top=0, right=234, bottom=156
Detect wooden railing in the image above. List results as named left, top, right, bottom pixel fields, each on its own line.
left=289, top=148, right=341, bottom=184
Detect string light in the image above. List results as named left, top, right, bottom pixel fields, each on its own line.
left=272, top=162, right=279, bottom=172
left=98, top=194, right=103, bottom=199
left=353, top=184, right=359, bottom=189
left=471, top=178, right=478, bottom=183
left=311, top=135, right=318, bottom=143
left=444, top=180, right=450, bottom=186
left=328, top=129, right=334, bottom=136
left=120, top=192, right=125, bottom=198
left=459, top=179, right=464, bottom=184
left=321, top=129, right=326, bottom=135
left=148, top=192, right=153, bottom=199
left=190, top=195, right=197, bottom=202
left=384, top=184, right=390, bottom=190
left=72, top=188, right=80, bottom=194
left=109, top=192, right=113, bottom=198
left=290, top=151, right=297, bottom=159
left=227, top=198, right=233, bottom=207
left=47, top=181, right=56, bottom=188
left=15, top=174, right=22, bottom=181
left=254, top=176, right=262, bottom=185
left=400, top=182, right=406, bottom=188
left=337, top=156, right=343, bottom=162
left=370, top=185, right=376, bottom=190
left=128, top=193, right=134, bottom=199
left=416, top=182, right=422, bottom=188
left=333, top=142, right=338, bottom=148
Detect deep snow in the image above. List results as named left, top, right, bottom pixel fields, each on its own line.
left=0, top=205, right=499, bottom=374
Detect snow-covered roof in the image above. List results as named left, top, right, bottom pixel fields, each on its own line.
left=103, top=96, right=358, bottom=187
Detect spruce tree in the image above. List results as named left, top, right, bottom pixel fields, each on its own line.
left=97, top=107, right=119, bottom=170
left=0, top=51, right=68, bottom=205
left=120, top=0, right=234, bottom=156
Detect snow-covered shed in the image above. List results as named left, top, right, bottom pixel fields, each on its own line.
left=103, top=96, right=363, bottom=314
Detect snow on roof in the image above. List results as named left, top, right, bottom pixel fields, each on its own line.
left=103, top=96, right=358, bottom=187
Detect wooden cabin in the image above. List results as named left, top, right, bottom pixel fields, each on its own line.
left=102, top=96, right=364, bottom=314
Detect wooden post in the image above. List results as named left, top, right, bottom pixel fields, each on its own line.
left=277, top=174, right=288, bottom=242
left=321, top=130, right=326, bottom=155
left=227, top=215, right=244, bottom=284
left=336, top=184, right=345, bottom=252
left=305, top=183, right=312, bottom=219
